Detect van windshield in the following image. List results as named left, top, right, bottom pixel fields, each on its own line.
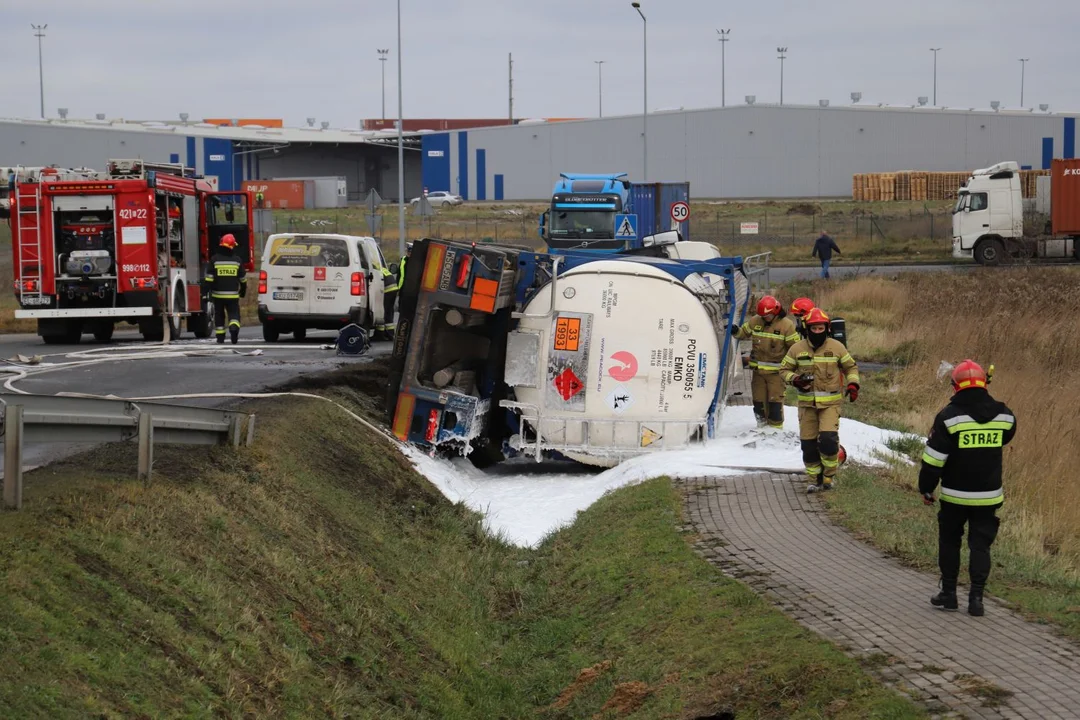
left=267, top=236, right=350, bottom=267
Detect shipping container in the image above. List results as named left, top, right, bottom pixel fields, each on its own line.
left=243, top=180, right=305, bottom=209
left=1051, top=158, right=1080, bottom=236
left=363, top=118, right=514, bottom=132
left=272, top=176, right=348, bottom=208
left=627, top=182, right=692, bottom=241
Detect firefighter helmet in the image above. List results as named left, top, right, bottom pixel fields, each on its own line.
left=220, top=234, right=238, bottom=250
left=838, top=444, right=847, bottom=466
left=951, top=359, right=987, bottom=392
left=804, top=308, right=830, bottom=328
left=756, top=295, right=782, bottom=317
left=791, top=297, right=815, bottom=318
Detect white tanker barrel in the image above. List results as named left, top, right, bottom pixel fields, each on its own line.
left=508, top=260, right=735, bottom=467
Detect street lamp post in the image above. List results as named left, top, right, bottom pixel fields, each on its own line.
left=930, top=48, right=942, bottom=105
left=716, top=29, right=730, bottom=107
left=1019, top=58, right=1029, bottom=107
left=631, top=2, right=647, bottom=180
left=594, top=60, right=605, bottom=117
left=777, top=47, right=788, bottom=105
left=32, top=24, right=47, bottom=119
left=377, top=48, right=389, bottom=120
left=396, top=0, right=406, bottom=258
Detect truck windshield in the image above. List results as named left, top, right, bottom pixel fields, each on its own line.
left=549, top=210, right=615, bottom=239
left=953, top=193, right=968, bottom=214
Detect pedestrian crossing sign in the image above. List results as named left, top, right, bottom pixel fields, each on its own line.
left=614, top=214, right=638, bottom=239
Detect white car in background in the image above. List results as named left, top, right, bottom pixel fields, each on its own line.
left=409, top=190, right=463, bottom=208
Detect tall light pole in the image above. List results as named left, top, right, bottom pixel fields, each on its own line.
left=631, top=2, right=647, bottom=180
left=508, top=53, right=514, bottom=124
left=32, top=24, right=47, bottom=119
left=377, top=48, right=389, bottom=120
left=1019, top=58, right=1029, bottom=107
left=716, top=29, right=730, bottom=107
left=777, top=47, right=788, bottom=105
left=930, top=48, right=942, bottom=106
left=594, top=60, right=605, bottom=117
left=396, top=0, right=406, bottom=258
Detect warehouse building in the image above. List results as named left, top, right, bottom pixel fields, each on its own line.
left=419, top=103, right=1080, bottom=200
left=0, top=117, right=423, bottom=201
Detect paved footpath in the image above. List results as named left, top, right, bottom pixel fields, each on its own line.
left=691, top=358, right=1080, bottom=718
left=684, top=474, right=1080, bottom=718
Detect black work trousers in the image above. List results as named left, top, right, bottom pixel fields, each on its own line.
left=214, top=298, right=241, bottom=335
left=938, top=501, right=1001, bottom=590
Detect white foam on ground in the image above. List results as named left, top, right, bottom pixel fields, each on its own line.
left=404, top=405, right=912, bottom=548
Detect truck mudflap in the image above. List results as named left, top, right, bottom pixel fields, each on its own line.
left=14, top=307, right=154, bottom=319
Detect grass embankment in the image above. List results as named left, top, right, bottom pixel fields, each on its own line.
left=0, top=365, right=920, bottom=718
left=787, top=271, right=1080, bottom=639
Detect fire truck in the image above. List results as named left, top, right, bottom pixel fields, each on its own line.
left=6, top=159, right=254, bottom=344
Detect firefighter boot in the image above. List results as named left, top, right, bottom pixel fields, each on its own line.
left=230, top=326, right=240, bottom=345
left=216, top=334, right=225, bottom=345
left=930, top=579, right=959, bottom=612
left=968, top=585, right=985, bottom=617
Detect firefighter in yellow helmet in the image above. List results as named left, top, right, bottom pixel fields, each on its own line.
left=204, top=234, right=246, bottom=344
left=732, top=295, right=800, bottom=429
left=780, top=308, right=859, bottom=492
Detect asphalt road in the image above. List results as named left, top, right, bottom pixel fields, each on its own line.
left=0, top=326, right=392, bottom=476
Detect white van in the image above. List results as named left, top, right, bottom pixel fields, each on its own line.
left=257, top=233, right=388, bottom=341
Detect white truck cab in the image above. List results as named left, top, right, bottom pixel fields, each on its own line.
left=257, top=233, right=388, bottom=341
left=952, top=162, right=1024, bottom=265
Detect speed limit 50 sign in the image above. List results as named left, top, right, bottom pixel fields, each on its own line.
left=670, top=201, right=690, bottom=223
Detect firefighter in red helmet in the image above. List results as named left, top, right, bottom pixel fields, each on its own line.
left=919, top=359, right=1015, bottom=616
left=780, top=308, right=859, bottom=492
left=791, top=297, right=815, bottom=339
left=733, top=294, right=800, bottom=428
left=204, top=234, right=246, bottom=345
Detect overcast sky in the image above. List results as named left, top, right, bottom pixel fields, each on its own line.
left=3, top=0, right=1078, bottom=127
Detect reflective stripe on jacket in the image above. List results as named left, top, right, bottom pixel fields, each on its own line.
left=205, top=253, right=246, bottom=299
left=780, top=337, right=859, bottom=407
left=734, top=313, right=799, bottom=373
left=918, top=388, right=1016, bottom=506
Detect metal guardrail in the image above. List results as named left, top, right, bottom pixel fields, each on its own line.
left=1, top=394, right=256, bottom=510
left=742, top=251, right=772, bottom=294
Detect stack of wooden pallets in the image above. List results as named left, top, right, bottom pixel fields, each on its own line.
left=852, top=169, right=1049, bottom=201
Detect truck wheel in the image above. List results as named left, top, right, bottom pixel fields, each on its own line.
left=139, top=317, right=166, bottom=342
left=262, top=323, right=280, bottom=342
left=92, top=322, right=115, bottom=343
left=293, top=328, right=307, bottom=341
left=189, top=297, right=214, bottom=339
left=974, top=238, right=1005, bottom=266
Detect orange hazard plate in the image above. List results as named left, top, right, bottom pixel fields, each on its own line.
left=554, top=317, right=581, bottom=352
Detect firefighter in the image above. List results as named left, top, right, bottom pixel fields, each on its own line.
left=204, top=234, right=246, bottom=345
left=732, top=295, right=800, bottom=429
left=780, top=308, right=859, bottom=492
left=376, top=242, right=410, bottom=341
left=790, top=296, right=815, bottom=339
left=919, top=360, right=1016, bottom=616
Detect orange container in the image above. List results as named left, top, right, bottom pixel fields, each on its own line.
left=1051, top=159, right=1080, bottom=235
left=244, top=180, right=306, bottom=209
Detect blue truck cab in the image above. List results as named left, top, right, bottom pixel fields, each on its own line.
left=539, top=172, right=691, bottom=254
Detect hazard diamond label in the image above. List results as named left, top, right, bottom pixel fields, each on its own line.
left=553, top=368, right=584, bottom=401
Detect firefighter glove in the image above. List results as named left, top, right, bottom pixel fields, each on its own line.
left=239, top=283, right=247, bottom=298
left=792, top=374, right=814, bottom=391
left=845, top=383, right=859, bottom=402
left=922, top=492, right=935, bottom=506
left=730, top=325, right=740, bottom=337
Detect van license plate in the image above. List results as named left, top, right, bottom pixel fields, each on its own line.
left=273, top=291, right=304, bottom=301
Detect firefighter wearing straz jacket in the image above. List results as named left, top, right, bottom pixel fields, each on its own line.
left=204, top=234, right=247, bottom=345
left=919, top=360, right=1016, bottom=617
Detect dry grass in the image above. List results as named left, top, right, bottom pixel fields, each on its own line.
left=814, top=269, right=1080, bottom=561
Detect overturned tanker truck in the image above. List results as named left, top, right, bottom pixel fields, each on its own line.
left=386, top=233, right=754, bottom=468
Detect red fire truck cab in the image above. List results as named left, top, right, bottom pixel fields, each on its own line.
left=6, top=159, right=254, bottom=344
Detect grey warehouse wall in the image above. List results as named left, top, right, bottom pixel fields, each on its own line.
left=442, top=106, right=1073, bottom=200
left=0, top=122, right=187, bottom=170
left=256, top=145, right=422, bottom=203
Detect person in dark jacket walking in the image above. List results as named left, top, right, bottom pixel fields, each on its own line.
left=811, top=233, right=842, bottom=279
left=919, top=360, right=1016, bottom=616
left=204, top=234, right=247, bottom=345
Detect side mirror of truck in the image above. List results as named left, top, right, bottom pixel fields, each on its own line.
left=538, top=211, right=548, bottom=239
